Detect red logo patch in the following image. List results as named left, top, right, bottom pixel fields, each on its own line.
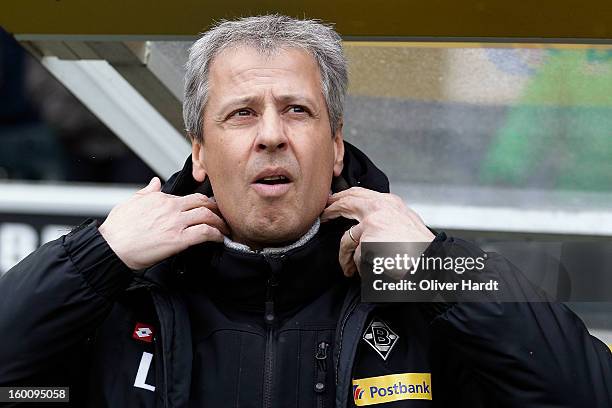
left=132, top=323, right=154, bottom=343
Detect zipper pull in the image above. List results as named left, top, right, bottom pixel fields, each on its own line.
left=314, top=341, right=329, bottom=393
left=264, top=275, right=277, bottom=325
left=263, top=255, right=284, bottom=326
left=316, top=341, right=329, bottom=371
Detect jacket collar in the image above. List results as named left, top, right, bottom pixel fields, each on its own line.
left=179, top=218, right=348, bottom=315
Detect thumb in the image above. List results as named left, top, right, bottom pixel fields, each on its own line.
left=138, top=177, right=162, bottom=194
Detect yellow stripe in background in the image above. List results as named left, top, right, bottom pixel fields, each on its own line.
left=352, top=373, right=432, bottom=406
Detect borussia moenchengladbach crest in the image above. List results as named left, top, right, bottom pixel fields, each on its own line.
left=362, top=318, right=399, bottom=361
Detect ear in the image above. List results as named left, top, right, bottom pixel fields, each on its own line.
left=191, top=140, right=207, bottom=182
left=332, top=123, right=345, bottom=177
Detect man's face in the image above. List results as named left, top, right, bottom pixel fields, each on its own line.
left=191, top=45, right=344, bottom=249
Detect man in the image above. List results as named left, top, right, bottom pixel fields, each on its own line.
left=0, top=14, right=611, bottom=408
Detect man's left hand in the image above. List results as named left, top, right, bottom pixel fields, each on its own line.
left=321, top=187, right=435, bottom=277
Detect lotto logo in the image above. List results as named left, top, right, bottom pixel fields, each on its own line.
left=136, top=328, right=152, bottom=338
left=132, top=323, right=154, bottom=343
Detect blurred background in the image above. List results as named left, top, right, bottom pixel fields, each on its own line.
left=0, top=3, right=611, bottom=345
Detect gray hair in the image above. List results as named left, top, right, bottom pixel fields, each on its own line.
left=183, top=14, right=348, bottom=142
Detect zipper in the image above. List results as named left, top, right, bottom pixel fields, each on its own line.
left=334, top=290, right=360, bottom=385
left=335, top=296, right=376, bottom=408
left=262, top=254, right=283, bottom=408
left=315, top=341, right=330, bottom=408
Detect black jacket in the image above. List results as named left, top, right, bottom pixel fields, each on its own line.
left=1, top=142, right=611, bottom=408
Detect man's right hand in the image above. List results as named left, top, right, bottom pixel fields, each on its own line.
left=98, top=177, right=229, bottom=270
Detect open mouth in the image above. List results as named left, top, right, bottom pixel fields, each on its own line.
left=251, top=169, right=294, bottom=197
left=255, top=175, right=291, bottom=185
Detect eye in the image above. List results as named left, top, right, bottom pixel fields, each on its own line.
left=232, top=108, right=253, bottom=117
left=223, top=108, right=256, bottom=124
left=287, top=105, right=309, bottom=114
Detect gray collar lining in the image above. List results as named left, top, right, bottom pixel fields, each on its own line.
left=223, top=218, right=321, bottom=255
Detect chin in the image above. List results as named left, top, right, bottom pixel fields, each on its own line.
left=243, top=215, right=315, bottom=247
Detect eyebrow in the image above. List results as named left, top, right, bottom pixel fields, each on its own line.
left=274, top=94, right=318, bottom=107
left=218, top=96, right=261, bottom=112
left=214, top=93, right=319, bottom=117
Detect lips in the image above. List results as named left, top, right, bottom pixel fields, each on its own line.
left=251, top=168, right=294, bottom=197
left=252, top=168, right=293, bottom=185
left=256, top=175, right=290, bottom=185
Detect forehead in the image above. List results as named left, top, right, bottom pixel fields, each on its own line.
left=207, top=45, right=323, bottom=99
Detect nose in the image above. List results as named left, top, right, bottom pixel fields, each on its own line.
left=254, top=109, right=288, bottom=152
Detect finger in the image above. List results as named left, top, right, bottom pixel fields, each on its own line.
left=177, top=193, right=216, bottom=211
left=181, top=224, right=225, bottom=247
left=321, top=197, right=367, bottom=223
left=339, top=229, right=359, bottom=277
left=197, top=200, right=224, bottom=219
left=138, top=177, right=162, bottom=194
left=204, top=203, right=224, bottom=221
left=181, top=207, right=230, bottom=236
left=349, top=223, right=364, bottom=242
left=353, top=243, right=362, bottom=277
left=328, top=187, right=376, bottom=203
